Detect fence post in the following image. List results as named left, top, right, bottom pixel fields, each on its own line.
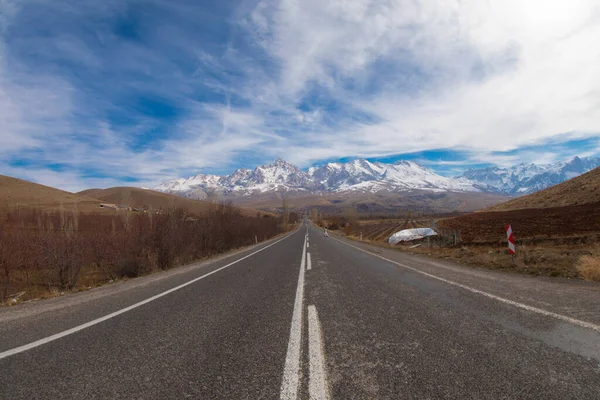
left=255, top=235, right=258, bottom=244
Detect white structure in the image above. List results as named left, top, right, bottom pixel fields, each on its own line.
left=388, top=228, right=437, bottom=245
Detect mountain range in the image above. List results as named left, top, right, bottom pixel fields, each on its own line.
left=155, top=156, right=600, bottom=199
left=461, top=156, right=600, bottom=194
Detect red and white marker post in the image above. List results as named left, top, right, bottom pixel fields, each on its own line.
left=505, top=224, right=516, bottom=263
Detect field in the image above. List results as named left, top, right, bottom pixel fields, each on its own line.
left=334, top=201, right=600, bottom=280
left=394, top=242, right=599, bottom=279
left=236, top=190, right=510, bottom=216
left=0, top=174, right=106, bottom=213
left=351, top=219, right=432, bottom=242
left=0, top=175, right=267, bottom=218
left=79, top=187, right=266, bottom=217
left=437, top=201, right=600, bottom=245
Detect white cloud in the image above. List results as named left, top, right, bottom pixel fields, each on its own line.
left=242, top=0, right=600, bottom=165
left=1, top=0, right=600, bottom=191
left=0, top=162, right=130, bottom=193
left=0, top=48, right=76, bottom=157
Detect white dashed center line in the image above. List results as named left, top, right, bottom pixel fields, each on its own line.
left=308, top=305, right=330, bottom=400
left=280, top=235, right=307, bottom=400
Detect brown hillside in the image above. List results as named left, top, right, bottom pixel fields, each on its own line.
left=236, top=190, right=509, bottom=215
left=438, top=201, right=600, bottom=244
left=0, top=174, right=102, bottom=212
left=78, top=187, right=263, bottom=217
left=487, top=167, right=600, bottom=212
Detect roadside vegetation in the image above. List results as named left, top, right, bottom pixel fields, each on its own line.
left=0, top=204, right=297, bottom=304
left=316, top=210, right=600, bottom=281
left=387, top=242, right=599, bottom=279
left=577, top=252, right=600, bottom=281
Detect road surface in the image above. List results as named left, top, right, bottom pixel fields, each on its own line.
left=1, top=222, right=600, bottom=399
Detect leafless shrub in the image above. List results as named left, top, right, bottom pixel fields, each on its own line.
left=40, top=207, right=83, bottom=290
left=118, top=259, right=143, bottom=278
left=0, top=225, right=13, bottom=300
left=0, top=202, right=281, bottom=301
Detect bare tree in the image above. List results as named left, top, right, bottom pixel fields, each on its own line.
left=0, top=226, right=12, bottom=300
left=0, top=203, right=283, bottom=299
left=311, top=207, right=319, bottom=222
left=282, top=195, right=289, bottom=229
left=121, top=189, right=133, bottom=232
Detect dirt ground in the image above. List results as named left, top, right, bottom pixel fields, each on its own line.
left=437, top=201, right=600, bottom=244
left=343, top=233, right=600, bottom=280
left=341, top=201, right=600, bottom=280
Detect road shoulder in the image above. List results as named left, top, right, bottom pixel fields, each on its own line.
left=330, top=231, right=600, bottom=326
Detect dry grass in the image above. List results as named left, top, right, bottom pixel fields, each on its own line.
left=78, top=187, right=266, bottom=217
left=339, top=228, right=598, bottom=279
left=0, top=174, right=104, bottom=213
left=577, top=255, right=600, bottom=281
left=0, top=173, right=266, bottom=218
left=236, top=190, right=509, bottom=216
left=401, top=244, right=592, bottom=278
left=353, top=219, right=432, bottom=242
left=437, top=202, right=600, bottom=244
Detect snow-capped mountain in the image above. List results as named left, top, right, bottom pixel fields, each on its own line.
left=155, top=156, right=600, bottom=199
left=155, top=158, right=478, bottom=198
left=155, top=159, right=316, bottom=198
left=460, top=156, right=600, bottom=195
left=308, top=159, right=476, bottom=192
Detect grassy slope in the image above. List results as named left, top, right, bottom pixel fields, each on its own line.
left=79, top=187, right=263, bottom=217
left=0, top=174, right=103, bottom=212
left=0, top=174, right=263, bottom=217
left=236, top=190, right=510, bottom=215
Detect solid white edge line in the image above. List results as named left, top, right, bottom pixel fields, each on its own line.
left=307, top=253, right=312, bottom=271
left=0, top=230, right=299, bottom=361
left=308, top=305, right=329, bottom=400
left=280, top=235, right=307, bottom=400
left=330, top=236, right=600, bottom=334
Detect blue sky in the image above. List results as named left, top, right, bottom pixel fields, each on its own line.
left=1, top=0, right=599, bottom=191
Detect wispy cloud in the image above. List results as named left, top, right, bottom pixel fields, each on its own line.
left=0, top=0, right=599, bottom=191
left=240, top=0, right=600, bottom=162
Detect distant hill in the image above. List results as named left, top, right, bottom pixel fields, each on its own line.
left=235, top=190, right=510, bottom=215
left=78, top=187, right=263, bottom=217
left=0, top=174, right=102, bottom=212
left=487, top=166, right=600, bottom=212
left=0, top=174, right=264, bottom=217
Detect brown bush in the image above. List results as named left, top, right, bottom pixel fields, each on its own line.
left=0, top=203, right=282, bottom=302
left=577, top=255, right=600, bottom=281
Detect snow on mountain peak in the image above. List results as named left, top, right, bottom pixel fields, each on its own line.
left=156, top=158, right=479, bottom=197
left=154, top=156, right=600, bottom=199
left=460, top=156, right=600, bottom=194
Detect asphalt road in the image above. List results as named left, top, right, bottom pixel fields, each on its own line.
left=1, top=221, right=600, bottom=399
